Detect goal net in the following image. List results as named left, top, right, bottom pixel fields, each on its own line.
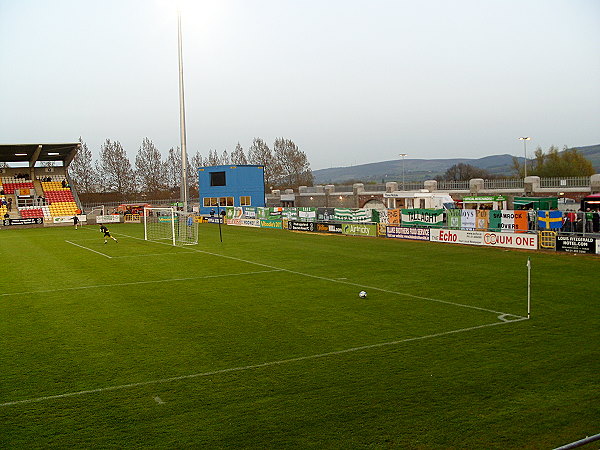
left=143, top=207, right=198, bottom=246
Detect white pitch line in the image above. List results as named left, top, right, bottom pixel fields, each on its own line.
left=65, top=240, right=112, bottom=259
left=111, top=252, right=196, bottom=259
left=0, top=317, right=527, bottom=408
left=114, top=230, right=524, bottom=319
left=0, top=269, right=283, bottom=297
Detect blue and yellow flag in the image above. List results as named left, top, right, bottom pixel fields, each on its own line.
left=537, top=210, right=563, bottom=229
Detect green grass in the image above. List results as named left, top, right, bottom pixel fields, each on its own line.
left=0, top=223, right=598, bottom=448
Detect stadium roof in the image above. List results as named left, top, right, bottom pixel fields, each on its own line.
left=0, top=143, right=80, bottom=166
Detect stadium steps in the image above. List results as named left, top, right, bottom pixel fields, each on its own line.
left=33, top=179, right=45, bottom=197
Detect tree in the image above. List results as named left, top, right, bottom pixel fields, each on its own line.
left=435, top=163, right=492, bottom=181
left=512, top=145, right=595, bottom=177
left=247, top=137, right=278, bottom=186
left=164, top=147, right=182, bottom=191
left=98, top=139, right=135, bottom=196
left=135, top=138, right=165, bottom=195
left=68, top=137, right=98, bottom=193
left=190, top=151, right=205, bottom=193
left=220, top=150, right=230, bottom=165
left=231, top=142, right=248, bottom=165
left=207, top=149, right=220, bottom=166
left=163, top=147, right=192, bottom=194
left=273, top=137, right=313, bottom=187
left=191, top=150, right=205, bottom=171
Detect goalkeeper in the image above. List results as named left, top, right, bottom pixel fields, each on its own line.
left=99, top=224, right=118, bottom=244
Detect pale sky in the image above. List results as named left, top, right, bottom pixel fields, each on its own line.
left=1, top=0, right=599, bottom=170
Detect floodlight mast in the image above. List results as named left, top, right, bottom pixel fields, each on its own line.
left=518, top=137, right=531, bottom=178
left=177, top=8, right=189, bottom=213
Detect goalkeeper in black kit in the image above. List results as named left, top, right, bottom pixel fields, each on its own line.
left=99, top=224, right=118, bottom=244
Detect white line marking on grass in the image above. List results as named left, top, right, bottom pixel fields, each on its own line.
left=0, top=270, right=282, bottom=297
left=111, top=251, right=197, bottom=259
left=113, top=231, right=524, bottom=319
left=154, top=396, right=165, bottom=404
left=0, top=317, right=527, bottom=408
left=65, top=240, right=112, bottom=259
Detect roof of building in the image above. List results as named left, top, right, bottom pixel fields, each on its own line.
left=0, top=143, right=80, bottom=166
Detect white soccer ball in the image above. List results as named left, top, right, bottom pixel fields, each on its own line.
left=359, top=290, right=367, bottom=299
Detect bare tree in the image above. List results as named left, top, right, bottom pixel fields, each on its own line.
left=220, top=150, right=230, bottom=165
left=190, top=151, right=205, bottom=193
left=163, top=147, right=192, bottom=194
left=248, top=137, right=278, bottom=186
left=191, top=151, right=205, bottom=170
left=164, top=147, right=182, bottom=191
left=273, top=138, right=313, bottom=187
left=68, top=138, right=98, bottom=193
left=135, top=138, right=165, bottom=196
left=231, top=142, right=248, bottom=165
left=207, top=149, right=220, bottom=166
left=435, top=163, right=492, bottom=181
left=98, top=139, right=135, bottom=196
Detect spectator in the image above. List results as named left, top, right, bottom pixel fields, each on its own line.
left=7, top=197, right=12, bottom=212
left=565, top=210, right=577, bottom=233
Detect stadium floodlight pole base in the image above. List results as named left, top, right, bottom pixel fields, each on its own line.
left=143, top=207, right=198, bottom=246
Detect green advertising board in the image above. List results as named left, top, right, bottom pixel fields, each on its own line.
left=342, top=223, right=377, bottom=237
left=260, top=219, right=283, bottom=229
left=334, top=208, right=374, bottom=223
left=401, top=208, right=444, bottom=227
left=462, top=195, right=506, bottom=202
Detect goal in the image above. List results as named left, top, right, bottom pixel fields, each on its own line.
left=143, top=207, right=198, bottom=246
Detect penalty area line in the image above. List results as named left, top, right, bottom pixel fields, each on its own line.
left=0, top=318, right=527, bottom=408
left=65, top=240, right=112, bottom=259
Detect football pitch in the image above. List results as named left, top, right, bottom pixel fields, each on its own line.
left=0, top=223, right=598, bottom=448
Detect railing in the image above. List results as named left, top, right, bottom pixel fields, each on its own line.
left=484, top=179, right=524, bottom=189
left=540, top=177, right=590, bottom=188
left=397, top=182, right=425, bottom=191
left=334, top=185, right=355, bottom=192
left=360, top=185, right=387, bottom=192
left=437, top=180, right=469, bottom=190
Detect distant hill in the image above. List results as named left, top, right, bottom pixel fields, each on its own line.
left=312, top=144, right=600, bottom=184
left=576, top=144, right=600, bottom=169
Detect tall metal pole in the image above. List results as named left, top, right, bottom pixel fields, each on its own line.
left=519, top=137, right=531, bottom=178
left=527, top=257, right=531, bottom=319
left=177, top=8, right=189, bottom=212
left=399, top=153, right=407, bottom=191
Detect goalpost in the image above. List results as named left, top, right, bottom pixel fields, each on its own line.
left=143, top=207, right=198, bottom=246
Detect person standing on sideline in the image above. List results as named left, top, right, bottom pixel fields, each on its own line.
left=72, top=215, right=80, bottom=229
left=99, top=224, right=118, bottom=244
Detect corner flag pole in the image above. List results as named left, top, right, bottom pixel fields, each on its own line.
left=527, top=257, right=531, bottom=319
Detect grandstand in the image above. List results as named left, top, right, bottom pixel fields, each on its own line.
left=0, top=143, right=81, bottom=224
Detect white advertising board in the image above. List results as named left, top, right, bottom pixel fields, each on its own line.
left=429, top=229, right=538, bottom=250
left=52, top=215, right=87, bottom=224
left=96, top=215, right=121, bottom=224
left=226, top=218, right=260, bottom=227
